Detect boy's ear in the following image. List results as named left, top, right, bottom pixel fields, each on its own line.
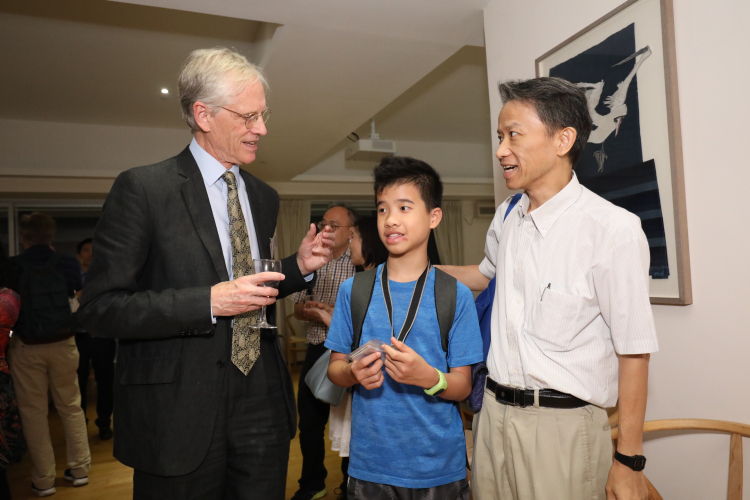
left=429, top=207, right=442, bottom=229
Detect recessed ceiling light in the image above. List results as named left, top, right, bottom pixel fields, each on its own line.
left=161, top=88, right=169, bottom=94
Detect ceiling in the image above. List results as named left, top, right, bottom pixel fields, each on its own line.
left=0, top=0, right=494, bottom=184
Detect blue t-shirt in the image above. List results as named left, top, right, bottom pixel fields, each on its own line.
left=325, top=266, right=483, bottom=488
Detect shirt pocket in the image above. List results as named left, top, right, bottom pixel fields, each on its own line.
left=527, top=288, right=587, bottom=351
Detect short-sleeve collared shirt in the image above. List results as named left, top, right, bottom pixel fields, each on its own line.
left=478, top=173, right=658, bottom=407
left=292, top=248, right=356, bottom=345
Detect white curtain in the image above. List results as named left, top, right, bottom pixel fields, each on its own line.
left=273, top=199, right=311, bottom=352
left=433, top=200, right=464, bottom=266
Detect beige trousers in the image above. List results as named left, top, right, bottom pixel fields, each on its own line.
left=471, top=387, right=612, bottom=500
left=9, top=336, right=91, bottom=490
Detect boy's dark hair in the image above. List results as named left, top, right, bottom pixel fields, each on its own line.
left=498, top=77, right=593, bottom=167
left=18, top=212, right=56, bottom=247
left=354, top=216, right=388, bottom=269
left=77, top=238, right=93, bottom=255
left=373, top=156, right=443, bottom=211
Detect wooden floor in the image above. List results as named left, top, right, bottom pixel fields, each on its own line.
left=7, top=366, right=345, bottom=500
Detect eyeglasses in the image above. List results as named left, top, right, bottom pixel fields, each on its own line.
left=218, top=106, right=271, bottom=128
left=316, top=220, right=353, bottom=232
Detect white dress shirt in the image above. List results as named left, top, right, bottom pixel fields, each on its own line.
left=479, top=173, right=658, bottom=408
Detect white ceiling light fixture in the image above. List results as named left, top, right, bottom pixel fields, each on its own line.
left=345, top=118, right=396, bottom=163
left=161, top=88, right=169, bottom=94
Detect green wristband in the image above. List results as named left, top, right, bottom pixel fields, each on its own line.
left=424, top=368, right=447, bottom=396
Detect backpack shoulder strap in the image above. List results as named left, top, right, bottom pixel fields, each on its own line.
left=433, top=267, right=457, bottom=353
left=504, top=193, right=522, bottom=221
left=350, top=268, right=378, bottom=352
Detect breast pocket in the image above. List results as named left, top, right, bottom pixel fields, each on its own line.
left=528, top=288, right=587, bottom=351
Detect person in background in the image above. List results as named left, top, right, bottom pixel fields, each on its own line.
left=1, top=260, right=28, bottom=500
left=304, top=215, right=387, bottom=500
left=74, top=238, right=115, bottom=440
left=8, top=212, right=90, bottom=496
left=290, top=205, right=357, bottom=500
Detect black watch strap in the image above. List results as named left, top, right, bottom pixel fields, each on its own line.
left=614, top=450, right=646, bottom=471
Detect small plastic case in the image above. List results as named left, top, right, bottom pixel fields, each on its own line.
left=347, top=339, right=388, bottom=363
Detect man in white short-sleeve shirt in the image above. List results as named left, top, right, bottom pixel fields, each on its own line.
left=440, top=77, right=658, bottom=500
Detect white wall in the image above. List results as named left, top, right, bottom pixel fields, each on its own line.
left=0, top=118, right=191, bottom=177
left=483, top=1, right=750, bottom=498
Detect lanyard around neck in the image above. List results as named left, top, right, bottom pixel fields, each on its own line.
left=380, top=261, right=431, bottom=343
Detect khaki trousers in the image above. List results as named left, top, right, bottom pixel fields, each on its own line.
left=9, top=336, right=91, bottom=490
left=471, top=387, right=612, bottom=500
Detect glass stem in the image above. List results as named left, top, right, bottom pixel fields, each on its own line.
left=260, top=305, right=268, bottom=324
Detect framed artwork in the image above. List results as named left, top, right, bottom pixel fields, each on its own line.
left=536, top=0, right=691, bottom=305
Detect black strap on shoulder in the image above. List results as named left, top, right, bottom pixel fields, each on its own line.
left=434, top=267, right=457, bottom=353
left=350, top=268, right=378, bottom=352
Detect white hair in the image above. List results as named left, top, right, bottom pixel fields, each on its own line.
left=178, top=47, right=268, bottom=133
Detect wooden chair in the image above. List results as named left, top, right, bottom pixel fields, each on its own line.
left=611, top=419, right=750, bottom=500
left=283, top=313, right=308, bottom=372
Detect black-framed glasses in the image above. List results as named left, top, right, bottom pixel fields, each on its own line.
left=218, top=106, right=271, bottom=128
left=316, top=220, right=353, bottom=232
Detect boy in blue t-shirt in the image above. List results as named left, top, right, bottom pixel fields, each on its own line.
left=325, top=156, right=483, bottom=500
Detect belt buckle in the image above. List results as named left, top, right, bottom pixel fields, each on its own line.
left=496, top=385, right=527, bottom=408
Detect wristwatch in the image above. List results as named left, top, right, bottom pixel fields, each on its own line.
left=614, top=450, right=647, bottom=471
left=424, top=369, right=447, bottom=396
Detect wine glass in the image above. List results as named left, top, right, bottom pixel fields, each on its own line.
left=253, top=258, right=282, bottom=329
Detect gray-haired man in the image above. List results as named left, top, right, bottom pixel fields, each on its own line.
left=79, top=48, right=335, bottom=499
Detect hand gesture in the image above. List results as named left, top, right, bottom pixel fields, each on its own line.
left=382, top=337, right=438, bottom=389
left=605, top=462, right=648, bottom=500
left=350, top=351, right=384, bottom=390
left=303, top=304, right=332, bottom=327
left=210, top=271, right=284, bottom=317
left=297, top=224, right=335, bottom=276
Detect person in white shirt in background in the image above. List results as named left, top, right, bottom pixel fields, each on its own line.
left=439, top=77, right=658, bottom=500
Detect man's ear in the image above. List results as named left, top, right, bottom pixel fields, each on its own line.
left=193, top=102, right=212, bottom=133
left=429, top=207, right=443, bottom=229
left=556, top=126, right=578, bottom=159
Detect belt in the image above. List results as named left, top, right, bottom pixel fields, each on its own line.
left=486, top=377, right=588, bottom=409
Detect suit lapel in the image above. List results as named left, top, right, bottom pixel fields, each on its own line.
left=177, top=147, right=230, bottom=282
left=240, top=169, right=274, bottom=260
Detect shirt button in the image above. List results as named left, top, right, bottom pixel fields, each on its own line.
left=217, top=360, right=225, bottom=368
left=516, top=297, right=521, bottom=304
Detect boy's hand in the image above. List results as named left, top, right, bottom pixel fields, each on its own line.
left=350, top=351, right=384, bottom=390
left=382, top=338, right=440, bottom=389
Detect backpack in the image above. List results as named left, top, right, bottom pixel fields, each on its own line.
left=11, top=254, right=73, bottom=340
left=350, top=266, right=457, bottom=354
left=467, top=192, right=522, bottom=412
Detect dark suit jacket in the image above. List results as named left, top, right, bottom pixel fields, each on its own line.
left=78, top=147, right=310, bottom=476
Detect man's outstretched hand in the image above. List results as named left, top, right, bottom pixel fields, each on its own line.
left=297, top=223, right=335, bottom=276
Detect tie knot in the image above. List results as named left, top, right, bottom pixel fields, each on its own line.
left=222, top=171, right=237, bottom=190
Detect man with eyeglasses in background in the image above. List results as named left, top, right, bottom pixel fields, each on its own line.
left=291, top=205, right=357, bottom=500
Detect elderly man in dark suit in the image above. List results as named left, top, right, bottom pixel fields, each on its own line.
left=78, top=47, right=335, bottom=500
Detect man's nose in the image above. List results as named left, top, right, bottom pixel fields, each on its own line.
left=252, top=116, right=267, bottom=136
left=496, top=139, right=511, bottom=160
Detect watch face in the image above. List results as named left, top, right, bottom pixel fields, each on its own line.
left=633, top=456, right=647, bottom=471
left=433, top=388, right=446, bottom=396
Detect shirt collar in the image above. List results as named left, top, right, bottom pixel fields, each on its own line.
left=189, top=138, right=240, bottom=188
left=516, top=172, right=582, bottom=237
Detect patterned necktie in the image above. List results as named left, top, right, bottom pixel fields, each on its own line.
left=222, top=171, right=260, bottom=376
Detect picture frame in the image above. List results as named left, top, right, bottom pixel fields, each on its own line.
left=536, top=0, right=691, bottom=305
